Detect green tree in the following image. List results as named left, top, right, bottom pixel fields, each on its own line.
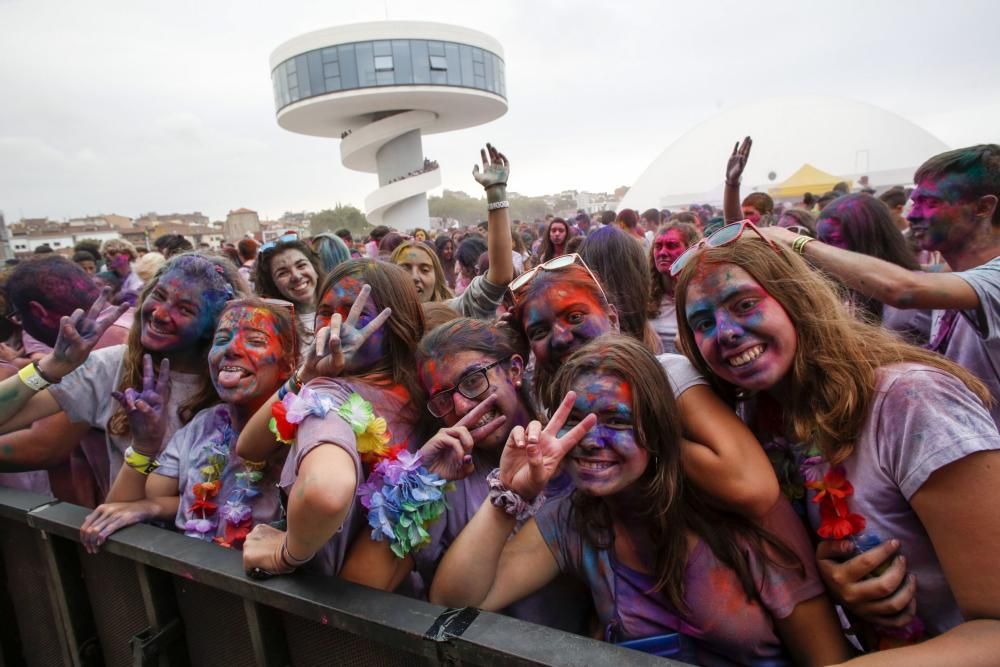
left=428, top=190, right=485, bottom=225
left=310, top=204, right=371, bottom=237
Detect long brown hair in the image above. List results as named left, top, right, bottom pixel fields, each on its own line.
left=543, top=336, right=801, bottom=611
left=580, top=226, right=660, bottom=352
left=674, top=238, right=991, bottom=463
left=110, top=253, right=248, bottom=436
left=539, top=218, right=570, bottom=262
left=317, top=259, right=426, bottom=407
left=253, top=239, right=323, bottom=304
left=647, top=221, right=700, bottom=318
left=390, top=240, right=454, bottom=302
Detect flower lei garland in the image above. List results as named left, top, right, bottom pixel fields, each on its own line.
left=183, top=408, right=265, bottom=549
left=357, top=449, right=450, bottom=557
left=270, top=388, right=450, bottom=557
left=801, top=457, right=925, bottom=649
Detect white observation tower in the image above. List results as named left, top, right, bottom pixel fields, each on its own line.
left=270, top=21, right=509, bottom=230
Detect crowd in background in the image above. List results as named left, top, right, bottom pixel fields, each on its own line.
left=1, top=140, right=999, bottom=666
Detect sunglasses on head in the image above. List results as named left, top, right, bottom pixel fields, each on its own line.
left=259, top=233, right=299, bottom=254
left=669, top=219, right=781, bottom=277
left=504, top=254, right=608, bottom=308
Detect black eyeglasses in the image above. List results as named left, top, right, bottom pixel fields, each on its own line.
left=427, top=356, right=511, bottom=418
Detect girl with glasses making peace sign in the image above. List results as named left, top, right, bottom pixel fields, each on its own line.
left=340, top=317, right=594, bottom=634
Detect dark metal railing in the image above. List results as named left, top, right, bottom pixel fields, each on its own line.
left=0, top=487, right=680, bottom=667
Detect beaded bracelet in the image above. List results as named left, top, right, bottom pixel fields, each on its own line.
left=486, top=468, right=545, bottom=522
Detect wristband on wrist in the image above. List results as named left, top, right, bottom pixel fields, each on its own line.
left=725, top=179, right=740, bottom=187
left=487, top=200, right=510, bottom=211
left=486, top=468, right=545, bottom=521
left=17, top=363, right=50, bottom=392
left=124, top=446, right=160, bottom=475
left=33, top=360, right=61, bottom=385
left=791, top=235, right=814, bottom=256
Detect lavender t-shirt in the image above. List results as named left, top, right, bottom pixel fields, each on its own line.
left=803, top=363, right=1000, bottom=637
left=932, top=255, right=1000, bottom=425
left=279, top=377, right=420, bottom=576
left=535, top=496, right=823, bottom=666
left=414, top=470, right=593, bottom=634
left=48, top=344, right=202, bottom=485
left=156, top=405, right=282, bottom=541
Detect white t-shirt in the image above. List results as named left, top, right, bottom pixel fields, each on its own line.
left=48, top=344, right=203, bottom=485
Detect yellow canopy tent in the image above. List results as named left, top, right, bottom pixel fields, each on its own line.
left=768, top=164, right=851, bottom=199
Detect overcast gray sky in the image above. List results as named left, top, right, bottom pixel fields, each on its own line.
left=2, top=0, right=999, bottom=222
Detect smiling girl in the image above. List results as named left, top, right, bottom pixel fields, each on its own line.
left=506, top=257, right=780, bottom=517
left=0, top=253, right=245, bottom=487
left=340, top=318, right=593, bottom=633
left=79, top=299, right=296, bottom=550
left=236, top=259, right=427, bottom=578
left=431, top=336, right=851, bottom=665
left=674, top=229, right=1000, bottom=663
left=254, top=237, right=323, bottom=346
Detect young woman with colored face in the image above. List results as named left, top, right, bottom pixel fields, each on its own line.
left=814, top=193, right=931, bottom=344
left=236, top=259, right=427, bottom=578
left=391, top=145, right=513, bottom=320
left=431, top=336, right=851, bottom=665
left=539, top=217, right=570, bottom=263
left=674, top=233, right=1000, bottom=662
left=507, top=259, right=779, bottom=518
left=0, top=253, right=245, bottom=489
left=254, top=238, right=323, bottom=347
left=79, top=299, right=296, bottom=551
left=340, top=318, right=593, bottom=634
left=648, top=221, right=700, bottom=353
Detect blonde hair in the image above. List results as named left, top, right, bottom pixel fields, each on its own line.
left=674, top=239, right=990, bottom=463
left=133, top=251, right=166, bottom=283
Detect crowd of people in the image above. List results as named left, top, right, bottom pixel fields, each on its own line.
left=1, top=139, right=998, bottom=666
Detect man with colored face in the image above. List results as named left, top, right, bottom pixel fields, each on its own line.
left=764, top=144, right=1000, bottom=425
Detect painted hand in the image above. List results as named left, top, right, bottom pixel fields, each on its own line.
left=111, top=354, right=172, bottom=456
left=43, top=287, right=129, bottom=379
left=420, top=392, right=507, bottom=481
left=80, top=500, right=156, bottom=554
left=815, top=538, right=918, bottom=628
left=301, top=284, right=391, bottom=381
left=472, top=143, right=509, bottom=192
left=243, top=524, right=295, bottom=578
left=725, top=136, right=752, bottom=185
left=498, top=391, right=597, bottom=500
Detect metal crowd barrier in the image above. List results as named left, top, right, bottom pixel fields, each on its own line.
left=0, top=488, right=680, bottom=666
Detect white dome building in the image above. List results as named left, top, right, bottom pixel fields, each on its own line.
left=620, top=96, right=949, bottom=211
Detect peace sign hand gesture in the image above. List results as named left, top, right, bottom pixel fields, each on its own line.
left=40, top=287, right=129, bottom=381
left=472, top=143, right=509, bottom=192
left=300, top=284, right=391, bottom=382
left=499, top=391, right=597, bottom=500
left=420, top=392, right=507, bottom=481
left=112, top=354, right=172, bottom=456
left=725, top=136, right=753, bottom=185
